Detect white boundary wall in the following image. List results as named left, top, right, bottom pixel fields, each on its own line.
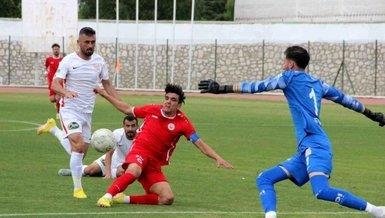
left=2, top=19, right=385, bottom=45
left=234, top=0, right=385, bottom=23
left=21, top=0, right=78, bottom=52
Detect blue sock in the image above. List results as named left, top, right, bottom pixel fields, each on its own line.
left=256, top=166, right=288, bottom=212
left=310, top=175, right=367, bottom=210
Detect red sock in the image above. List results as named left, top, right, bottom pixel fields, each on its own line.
left=130, top=194, right=159, bottom=205
left=107, top=172, right=136, bottom=196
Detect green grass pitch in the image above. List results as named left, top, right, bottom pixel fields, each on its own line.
left=0, top=92, right=384, bottom=217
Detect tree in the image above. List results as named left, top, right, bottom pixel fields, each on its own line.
left=78, top=0, right=234, bottom=21
left=0, top=0, right=21, bottom=18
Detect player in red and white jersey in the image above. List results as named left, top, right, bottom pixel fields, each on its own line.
left=38, top=27, right=120, bottom=199
left=131, top=104, right=196, bottom=166
left=96, top=83, right=233, bottom=207
left=44, top=43, right=63, bottom=117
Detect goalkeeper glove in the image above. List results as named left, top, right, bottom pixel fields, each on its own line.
left=363, top=108, right=385, bottom=127
left=198, top=79, right=234, bottom=94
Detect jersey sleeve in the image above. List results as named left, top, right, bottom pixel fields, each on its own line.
left=54, top=58, right=69, bottom=79
left=239, top=71, right=289, bottom=93
left=321, top=81, right=364, bottom=113
left=132, top=105, right=157, bottom=119
left=181, top=116, right=198, bottom=142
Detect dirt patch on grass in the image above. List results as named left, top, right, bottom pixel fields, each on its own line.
left=1, top=86, right=384, bottom=106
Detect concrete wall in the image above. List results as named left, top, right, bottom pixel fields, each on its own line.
left=235, top=0, right=385, bottom=23
left=2, top=19, right=385, bottom=44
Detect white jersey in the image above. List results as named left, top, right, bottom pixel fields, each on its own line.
left=94, top=127, right=133, bottom=178
left=55, top=52, right=109, bottom=113
left=111, top=128, right=132, bottom=170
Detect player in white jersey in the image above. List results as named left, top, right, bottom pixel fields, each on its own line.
left=37, top=27, right=119, bottom=199
left=57, top=115, right=138, bottom=179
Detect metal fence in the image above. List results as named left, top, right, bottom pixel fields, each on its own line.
left=0, top=36, right=384, bottom=96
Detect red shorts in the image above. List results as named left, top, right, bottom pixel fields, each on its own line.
left=123, top=150, right=167, bottom=193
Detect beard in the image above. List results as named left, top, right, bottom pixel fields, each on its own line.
left=83, top=48, right=94, bottom=57
left=125, top=131, right=136, bottom=140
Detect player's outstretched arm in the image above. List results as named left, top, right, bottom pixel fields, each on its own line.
left=322, top=82, right=385, bottom=127
left=199, top=76, right=287, bottom=94
left=198, top=79, right=236, bottom=94
left=101, top=79, right=121, bottom=100
left=363, top=108, right=385, bottom=127
left=94, top=87, right=133, bottom=115
left=193, top=139, right=234, bottom=169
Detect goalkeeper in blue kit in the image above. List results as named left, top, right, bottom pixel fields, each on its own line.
left=199, top=46, right=385, bottom=218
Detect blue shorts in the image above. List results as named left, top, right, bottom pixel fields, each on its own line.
left=280, top=147, right=333, bottom=186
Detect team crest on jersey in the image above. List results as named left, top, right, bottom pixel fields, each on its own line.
left=167, top=123, right=175, bottom=131
left=93, top=63, right=102, bottom=71
left=68, top=122, right=79, bottom=130
left=136, top=155, right=144, bottom=164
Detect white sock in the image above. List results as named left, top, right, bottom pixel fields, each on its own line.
left=124, top=195, right=130, bottom=204
left=103, top=193, right=112, bottom=199
left=50, top=126, right=60, bottom=136
left=70, top=152, right=84, bottom=189
left=51, top=126, right=71, bottom=155
left=265, top=211, right=277, bottom=218
left=366, top=202, right=382, bottom=217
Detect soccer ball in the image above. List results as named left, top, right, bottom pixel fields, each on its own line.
left=90, top=128, right=117, bottom=153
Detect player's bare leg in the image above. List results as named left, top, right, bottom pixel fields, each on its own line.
left=54, top=94, right=61, bottom=119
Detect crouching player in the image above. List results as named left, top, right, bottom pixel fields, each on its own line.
left=37, top=114, right=138, bottom=179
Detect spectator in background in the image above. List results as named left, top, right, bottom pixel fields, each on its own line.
left=44, top=43, right=63, bottom=119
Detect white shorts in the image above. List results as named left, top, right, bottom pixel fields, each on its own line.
left=94, top=154, right=107, bottom=175
left=111, top=150, right=125, bottom=178
left=59, top=108, right=92, bottom=143
left=94, top=152, right=124, bottom=179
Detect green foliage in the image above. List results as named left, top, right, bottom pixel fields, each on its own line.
left=78, top=0, right=234, bottom=21
left=0, top=0, right=21, bottom=18
left=0, top=92, right=384, bottom=217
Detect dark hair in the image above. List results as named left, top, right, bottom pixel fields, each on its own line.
left=123, top=114, right=138, bottom=124
left=165, top=83, right=185, bottom=104
left=284, top=46, right=310, bottom=69
left=51, top=43, right=60, bottom=48
left=79, top=27, right=96, bottom=36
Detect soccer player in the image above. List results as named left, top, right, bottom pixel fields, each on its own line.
left=94, top=83, right=233, bottom=207
left=41, top=114, right=138, bottom=178
left=38, top=27, right=119, bottom=199
left=44, top=43, right=63, bottom=118
left=198, top=46, right=385, bottom=218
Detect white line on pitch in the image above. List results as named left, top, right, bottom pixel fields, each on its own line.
left=0, top=120, right=41, bottom=126
left=0, top=120, right=41, bottom=132
left=0, top=211, right=366, bottom=217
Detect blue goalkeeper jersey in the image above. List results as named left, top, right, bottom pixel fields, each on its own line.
left=240, top=70, right=364, bottom=153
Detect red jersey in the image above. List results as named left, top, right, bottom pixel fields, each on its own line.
left=131, top=104, right=196, bottom=166
left=45, top=56, right=63, bottom=82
